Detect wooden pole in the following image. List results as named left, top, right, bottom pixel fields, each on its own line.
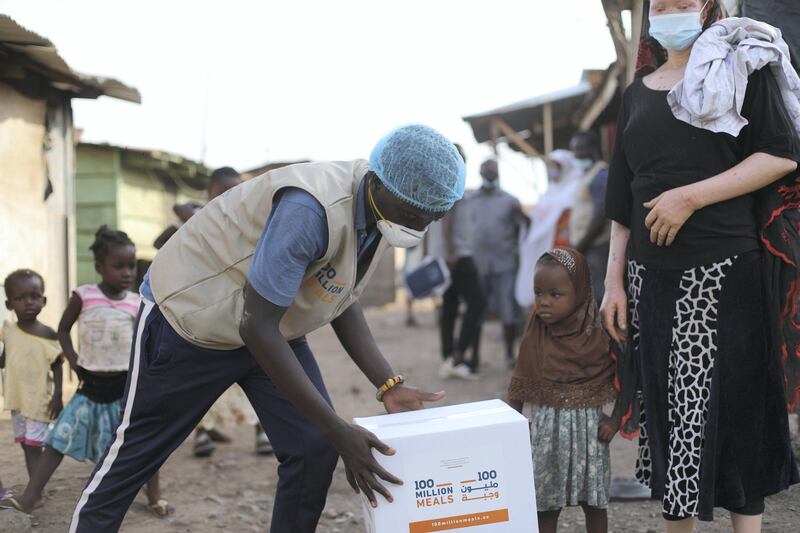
left=629, top=0, right=644, bottom=84
left=493, top=117, right=539, bottom=158
left=579, top=62, right=621, bottom=131
left=602, top=0, right=629, bottom=71
left=489, top=119, right=500, bottom=156
left=543, top=103, right=553, bottom=156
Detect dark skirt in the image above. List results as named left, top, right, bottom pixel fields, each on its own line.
left=628, top=250, right=798, bottom=521
left=75, top=368, right=128, bottom=404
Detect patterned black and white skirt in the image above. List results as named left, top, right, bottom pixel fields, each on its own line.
left=627, top=250, right=798, bottom=521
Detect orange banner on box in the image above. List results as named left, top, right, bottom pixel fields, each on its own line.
left=408, top=509, right=509, bottom=532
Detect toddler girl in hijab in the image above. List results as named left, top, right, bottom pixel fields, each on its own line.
left=508, top=247, right=618, bottom=533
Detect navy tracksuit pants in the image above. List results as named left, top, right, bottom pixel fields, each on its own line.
left=69, top=300, right=339, bottom=533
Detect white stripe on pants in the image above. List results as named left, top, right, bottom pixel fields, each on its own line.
left=69, top=299, right=153, bottom=532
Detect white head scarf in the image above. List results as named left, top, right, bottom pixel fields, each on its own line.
left=514, top=149, right=584, bottom=307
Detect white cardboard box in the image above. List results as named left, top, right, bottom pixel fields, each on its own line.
left=354, top=399, right=538, bottom=533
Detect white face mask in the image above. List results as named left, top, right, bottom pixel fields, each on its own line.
left=481, top=178, right=499, bottom=190
left=376, top=220, right=426, bottom=248
left=368, top=181, right=427, bottom=248
left=649, top=1, right=708, bottom=51
left=575, top=158, right=594, bottom=172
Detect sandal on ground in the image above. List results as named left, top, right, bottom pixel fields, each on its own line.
left=147, top=499, right=172, bottom=518
left=255, top=431, right=273, bottom=455
left=0, top=496, right=29, bottom=514
left=193, top=432, right=215, bottom=458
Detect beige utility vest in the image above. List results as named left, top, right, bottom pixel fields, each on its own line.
left=149, top=160, right=389, bottom=350
left=568, top=161, right=610, bottom=247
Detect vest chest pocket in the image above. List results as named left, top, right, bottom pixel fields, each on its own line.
left=180, top=289, right=245, bottom=348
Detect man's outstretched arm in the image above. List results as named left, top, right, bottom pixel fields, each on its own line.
left=239, top=283, right=402, bottom=508
left=331, top=301, right=445, bottom=413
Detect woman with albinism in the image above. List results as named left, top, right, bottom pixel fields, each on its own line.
left=603, top=1, right=800, bottom=531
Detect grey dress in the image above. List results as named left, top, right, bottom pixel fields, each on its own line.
left=523, top=403, right=611, bottom=511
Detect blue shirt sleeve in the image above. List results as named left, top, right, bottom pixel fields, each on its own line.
left=140, top=268, right=154, bottom=301
left=247, top=188, right=329, bottom=307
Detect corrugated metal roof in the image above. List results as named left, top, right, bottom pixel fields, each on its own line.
left=462, top=82, right=592, bottom=121
left=461, top=67, right=620, bottom=152
left=0, top=14, right=140, bottom=103
left=462, top=82, right=594, bottom=148
left=79, top=142, right=210, bottom=189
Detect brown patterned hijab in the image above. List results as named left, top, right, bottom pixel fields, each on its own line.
left=508, top=248, right=615, bottom=409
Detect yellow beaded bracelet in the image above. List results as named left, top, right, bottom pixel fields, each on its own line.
left=376, top=375, right=405, bottom=402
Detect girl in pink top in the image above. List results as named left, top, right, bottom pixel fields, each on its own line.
left=6, top=227, right=171, bottom=517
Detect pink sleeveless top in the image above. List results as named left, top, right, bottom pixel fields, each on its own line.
left=75, top=285, right=141, bottom=372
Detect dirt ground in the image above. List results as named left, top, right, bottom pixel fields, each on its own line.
left=1, top=304, right=798, bottom=532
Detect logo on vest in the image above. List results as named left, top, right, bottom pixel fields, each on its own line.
left=304, top=262, right=347, bottom=304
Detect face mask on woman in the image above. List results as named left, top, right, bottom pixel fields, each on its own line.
left=649, top=0, right=708, bottom=51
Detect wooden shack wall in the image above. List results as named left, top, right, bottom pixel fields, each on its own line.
left=0, top=81, right=74, bottom=328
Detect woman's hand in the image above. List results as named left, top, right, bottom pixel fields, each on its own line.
left=382, top=385, right=445, bottom=414
left=600, top=283, right=628, bottom=343
left=643, top=187, right=699, bottom=246
left=329, top=423, right=403, bottom=508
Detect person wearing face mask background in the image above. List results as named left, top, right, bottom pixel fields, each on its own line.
left=568, top=130, right=611, bottom=302
left=603, top=1, right=800, bottom=532
left=427, top=144, right=486, bottom=379
left=66, top=124, right=465, bottom=533
left=514, top=149, right=583, bottom=310
left=469, top=159, right=530, bottom=369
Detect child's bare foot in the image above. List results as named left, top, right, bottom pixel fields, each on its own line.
left=33, top=495, right=46, bottom=510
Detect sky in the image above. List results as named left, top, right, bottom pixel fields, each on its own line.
left=0, top=0, right=617, bottom=203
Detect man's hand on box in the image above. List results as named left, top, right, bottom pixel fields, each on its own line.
left=382, top=385, right=445, bottom=414
left=331, top=424, right=403, bottom=507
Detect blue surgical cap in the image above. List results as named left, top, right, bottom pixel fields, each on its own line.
left=369, top=124, right=466, bottom=213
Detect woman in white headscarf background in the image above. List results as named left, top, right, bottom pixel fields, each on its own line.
left=515, top=149, right=583, bottom=309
